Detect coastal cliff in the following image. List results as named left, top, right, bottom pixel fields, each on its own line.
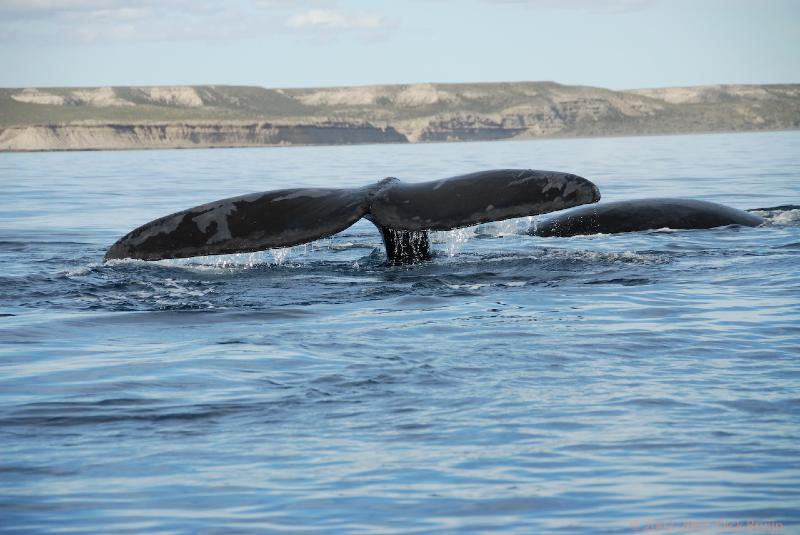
left=0, top=121, right=405, bottom=151
left=1, top=82, right=798, bottom=151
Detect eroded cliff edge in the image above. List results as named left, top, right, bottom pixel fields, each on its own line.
left=1, top=82, right=798, bottom=151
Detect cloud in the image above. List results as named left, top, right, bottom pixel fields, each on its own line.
left=287, top=9, right=384, bottom=31
left=0, top=0, right=212, bottom=19
left=484, top=0, right=656, bottom=14
left=0, top=0, right=271, bottom=43
left=0, top=0, right=390, bottom=44
left=0, top=0, right=119, bottom=12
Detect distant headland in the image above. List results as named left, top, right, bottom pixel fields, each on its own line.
left=1, top=82, right=798, bottom=152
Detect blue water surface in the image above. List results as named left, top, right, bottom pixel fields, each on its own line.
left=1, top=132, right=799, bottom=533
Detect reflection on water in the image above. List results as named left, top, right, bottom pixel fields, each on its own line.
left=1, top=132, right=799, bottom=533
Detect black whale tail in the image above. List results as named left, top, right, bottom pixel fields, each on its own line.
left=105, top=169, right=600, bottom=265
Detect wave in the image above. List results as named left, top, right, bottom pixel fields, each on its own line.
left=749, top=204, right=800, bottom=224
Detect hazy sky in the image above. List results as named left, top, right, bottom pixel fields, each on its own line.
left=1, top=0, right=798, bottom=89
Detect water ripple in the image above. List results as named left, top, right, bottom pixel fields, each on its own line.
left=1, top=133, right=799, bottom=533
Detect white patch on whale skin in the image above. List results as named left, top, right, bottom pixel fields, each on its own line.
left=128, top=213, right=184, bottom=246
left=541, top=175, right=567, bottom=194
left=192, top=192, right=262, bottom=213
left=432, top=178, right=450, bottom=190
left=508, top=170, right=540, bottom=187
left=193, top=202, right=238, bottom=244
left=187, top=192, right=266, bottom=245
left=271, top=189, right=337, bottom=202
left=561, top=180, right=579, bottom=198
left=510, top=174, right=560, bottom=191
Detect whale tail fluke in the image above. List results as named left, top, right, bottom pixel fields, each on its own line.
left=105, top=169, right=600, bottom=264
left=104, top=187, right=370, bottom=261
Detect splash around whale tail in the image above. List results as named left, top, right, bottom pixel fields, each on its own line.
left=104, top=169, right=600, bottom=265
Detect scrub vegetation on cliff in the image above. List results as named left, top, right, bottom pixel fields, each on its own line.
left=1, top=82, right=798, bottom=151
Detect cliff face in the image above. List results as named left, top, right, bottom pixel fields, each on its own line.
left=0, top=121, right=405, bottom=151
left=1, top=82, right=798, bottom=151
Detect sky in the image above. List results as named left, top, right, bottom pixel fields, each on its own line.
left=0, top=0, right=798, bottom=90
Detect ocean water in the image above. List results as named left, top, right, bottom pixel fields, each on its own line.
left=1, top=132, right=799, bottom=533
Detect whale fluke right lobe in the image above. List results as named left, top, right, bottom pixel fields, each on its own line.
left=369, top=169, right=600, bottom=231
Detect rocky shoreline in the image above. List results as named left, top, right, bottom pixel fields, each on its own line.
left=0, top=121, right=407, bottom=151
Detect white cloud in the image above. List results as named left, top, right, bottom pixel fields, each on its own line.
left=0, top=0, right=204, bottom=17
left=0, top=0, right=120, bottom=10
left=78, top=7, right=153, bottom=21
left=485, top=0, right=656, bottom=14
left=0, top=0, right=265, bottom=43
left=0, top=1, right=390, bottom=44
left=287, top=9, right=384, bottom=30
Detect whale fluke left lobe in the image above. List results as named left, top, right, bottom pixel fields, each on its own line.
left=104, top=187, right=368, bottom=261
